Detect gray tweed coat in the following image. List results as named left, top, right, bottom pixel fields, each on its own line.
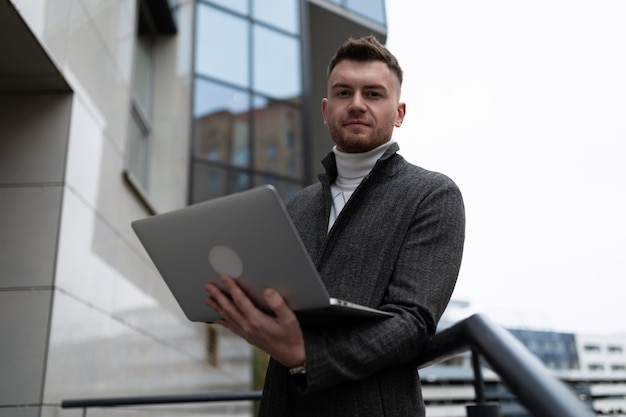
left=257, top=143, right=465, bottom=417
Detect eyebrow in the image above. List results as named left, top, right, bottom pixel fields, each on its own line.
left=330, top=82, right=388, bottom=91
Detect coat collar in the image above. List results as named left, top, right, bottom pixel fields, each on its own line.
left=319, top=142, right=402, bottom=185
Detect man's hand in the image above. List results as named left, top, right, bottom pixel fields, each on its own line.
left=205, top=275, right=306, bottom=369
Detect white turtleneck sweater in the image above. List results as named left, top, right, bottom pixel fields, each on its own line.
left=328, top=140, right=395, bottom=231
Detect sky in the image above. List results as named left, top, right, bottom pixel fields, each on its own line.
left=385, top=1, right=626, bottom=335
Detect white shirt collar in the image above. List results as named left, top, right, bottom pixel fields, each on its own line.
left=332, top=140, right=395, bottom=189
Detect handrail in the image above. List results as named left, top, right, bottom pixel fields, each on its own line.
left=62, top=314, right=595, bottom=417
left=61, top=390, right=262, bottom=409
left=418, top=314, right=595, bottom=417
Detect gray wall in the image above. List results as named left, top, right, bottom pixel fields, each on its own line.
left=0, top=94, right=72, bottom=417
left=1, top=1, right=251, bottom=416
left=1, top=3, right=73, bottom=414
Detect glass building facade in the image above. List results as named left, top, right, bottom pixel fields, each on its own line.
left=508, top=329, right=580, bottom=371
left=192, top=0, right=305, bottom=203
left=190, top=0, right=387, bottom=204
left=328, top=0, right=386, bottom=26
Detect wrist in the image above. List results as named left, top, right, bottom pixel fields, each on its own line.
left=284, top=342, right=306, bottom=370
left=288, top=361, right=306, bottom=375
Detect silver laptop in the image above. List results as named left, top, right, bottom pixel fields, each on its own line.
left=131, top=185, right=393, bottom=325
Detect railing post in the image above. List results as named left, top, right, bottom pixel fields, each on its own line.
left=466, top=348, right=500, bottom=417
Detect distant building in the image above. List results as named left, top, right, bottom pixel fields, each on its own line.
left=423, top=302, right=626, bottom=416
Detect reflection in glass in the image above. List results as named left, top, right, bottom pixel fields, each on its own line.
left=194, top=78, right=250, bottom=117
left=133, top=36, right=154, bottom=117
left=126, top=111, right=148, bottom=187
left=253, top=25, right=301, bottom=100
left=195, top=5, right=248, bottom=88
left=346, top=0, right=386, bottom=26
left=254, top=174, right=301, bottom=203
left=252, top=0, right=299, bottom=34
left=253, top=96, right=303, bottom=178
left=192, top=164, right=250, bottom=204
left=204, top=0, right=248, bottom=15
left=194, top=79, right=250, bottom=167
left=191, top=1, right=307, bottom=206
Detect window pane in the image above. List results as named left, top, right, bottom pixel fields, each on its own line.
left=253, top=26, right=301, bottom=100
left=127, top=112, right=149, bottom=188
left=254, top=174, right=301, bottom=202
left=204, top=0, right=248, bottom=15
left=253, top=96, right=303, bottom=178
left=194, top=79, right=250, bottom=166
left=194, top=78, right=250, bottom=117
left=133, top=36, right=153, bottom=116
left=195, top=5, right=249, bottom=88
left=252, top=0, right=299, bottom=34
left=191, top=164, right=250, bottom=204
left=346, top=0, right=386, bottom=26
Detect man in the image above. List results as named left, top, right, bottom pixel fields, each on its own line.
left=205, top=35, right=465, bottom=417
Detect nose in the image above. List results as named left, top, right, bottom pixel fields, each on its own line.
left=348, top=92, right=367, bottom=113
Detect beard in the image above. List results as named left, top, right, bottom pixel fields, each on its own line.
left=328, top=123, right=393, bottom=153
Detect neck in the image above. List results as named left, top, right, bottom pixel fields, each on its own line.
left=332, top=140, right=394, bottom=189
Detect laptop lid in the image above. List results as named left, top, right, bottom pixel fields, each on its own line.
left=131, top=185, right=392, bottom=323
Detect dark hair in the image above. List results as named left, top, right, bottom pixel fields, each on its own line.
left=327, top=35, right=403, bottom=86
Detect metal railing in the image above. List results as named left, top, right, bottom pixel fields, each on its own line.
left=61, top=314, right=595, bottom=417
left=419, top=314, right=595, bottom=417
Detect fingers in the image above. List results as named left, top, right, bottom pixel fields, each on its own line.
left=264, top=288, right=298, bottom=325
left=205, top=280, right=248, bottom=335
left=205, top=275, right=297, bottom=329
left=205, top=275, right=265, bottom=331
left=205, top=277, right=305, bottom=367
left=219, top=275, right=260, bottom=315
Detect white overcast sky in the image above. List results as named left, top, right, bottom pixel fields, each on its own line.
left=385, top=1, right=626, bottom=335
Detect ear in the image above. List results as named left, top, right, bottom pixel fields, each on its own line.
left=395, top=102, right=406, bottom=127
left=321, top=98, right=329, bottom=126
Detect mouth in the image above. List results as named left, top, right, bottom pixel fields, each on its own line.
left=343, top=120, right=370, bottom=128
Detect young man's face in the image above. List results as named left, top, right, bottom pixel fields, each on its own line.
left=322, top=59, right=406, bottom=153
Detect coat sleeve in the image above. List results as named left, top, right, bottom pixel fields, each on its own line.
left=294, top=177, right=466, bottom=394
